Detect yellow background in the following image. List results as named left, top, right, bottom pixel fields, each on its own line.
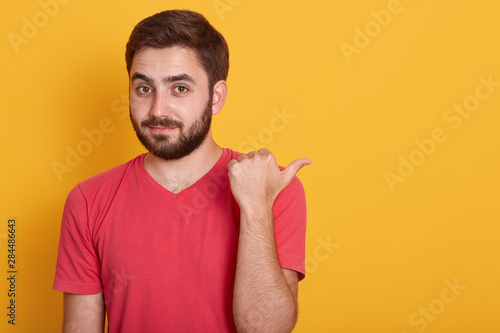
left=1, top=0, right=499, bottom=332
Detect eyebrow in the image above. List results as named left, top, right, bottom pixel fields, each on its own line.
left=131, top=72, right=196, bottom=85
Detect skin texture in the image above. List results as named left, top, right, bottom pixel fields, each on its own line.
left=63, top=292, right=105, bottom=333
left=61, top=45, right=310, bottom=333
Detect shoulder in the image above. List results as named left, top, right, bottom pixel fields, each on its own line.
left=226, top=148, right=242, bottom=160
left=275, top=175, right=306, bottom=214
left=73, top=154, right=145, bottom=200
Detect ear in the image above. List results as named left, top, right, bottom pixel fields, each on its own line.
left=211, top=80, right=228, bottom=115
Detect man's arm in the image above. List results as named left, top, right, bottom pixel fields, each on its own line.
left=229, top=149, right=310, bottom=333
left=62, top=292, right=105, bottom=333
left=233, top=206, right=299, bottom=332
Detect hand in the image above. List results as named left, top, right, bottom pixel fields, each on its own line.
left=228, top=148, right=310, bottom=211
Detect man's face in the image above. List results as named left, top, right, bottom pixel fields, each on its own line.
left=129, top=46, right=213, bottom=160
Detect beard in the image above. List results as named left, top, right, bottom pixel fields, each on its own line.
left=131, top=100, right=212, bottom=160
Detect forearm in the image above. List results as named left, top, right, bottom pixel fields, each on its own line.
left=233, top=206, right=297, bottom=333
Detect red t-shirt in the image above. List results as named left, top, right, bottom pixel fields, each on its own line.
left=53, top=148, right=307, bottom=332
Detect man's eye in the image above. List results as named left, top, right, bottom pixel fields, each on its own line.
left=174, top=86, right=188, bottom=94
left=137, top=86, right=152, bottom=94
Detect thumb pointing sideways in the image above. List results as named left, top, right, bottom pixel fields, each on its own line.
left=281, top=158, right=311, bottom=186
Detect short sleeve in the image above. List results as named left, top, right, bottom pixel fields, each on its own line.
left=273, top=175, right=307, bottom=281
left=53, top=185, right=103, bottom=294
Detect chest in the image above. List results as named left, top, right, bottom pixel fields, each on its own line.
left=93, top=179, right=240, bottom=287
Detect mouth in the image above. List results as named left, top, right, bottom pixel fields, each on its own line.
left=148, top=125, right=178, bottom=133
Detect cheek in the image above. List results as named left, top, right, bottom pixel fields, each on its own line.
left=129, top=106, right=146, bottom=126
left=129, top=98, right=149, bottom=116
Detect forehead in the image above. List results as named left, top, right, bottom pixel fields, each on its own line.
left=130, top=46, right=207, bottom=82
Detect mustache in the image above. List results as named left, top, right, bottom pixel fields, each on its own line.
left=141, top=117, right=183, bottom=128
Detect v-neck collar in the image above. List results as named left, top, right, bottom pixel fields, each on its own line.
left=137, top=148, right=230, bottom=200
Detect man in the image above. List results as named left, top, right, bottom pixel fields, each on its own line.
left=53, top=9, right=310, bottom=333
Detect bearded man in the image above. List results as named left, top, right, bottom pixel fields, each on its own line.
left=53, top=9, right=310, bottom=333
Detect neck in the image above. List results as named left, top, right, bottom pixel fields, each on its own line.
left=143, top=134, right=223, bottom=194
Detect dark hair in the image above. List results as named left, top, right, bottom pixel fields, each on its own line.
left=125, top=10, right=229, bottom=90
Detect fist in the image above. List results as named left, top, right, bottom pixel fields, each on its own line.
left=227, top=148, right=310, bottom=210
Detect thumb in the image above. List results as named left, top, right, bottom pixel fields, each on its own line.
left=281, top=158, right=311, bottom=185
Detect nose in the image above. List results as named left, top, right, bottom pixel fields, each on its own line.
left=149, top=91, right=172, bottom=118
